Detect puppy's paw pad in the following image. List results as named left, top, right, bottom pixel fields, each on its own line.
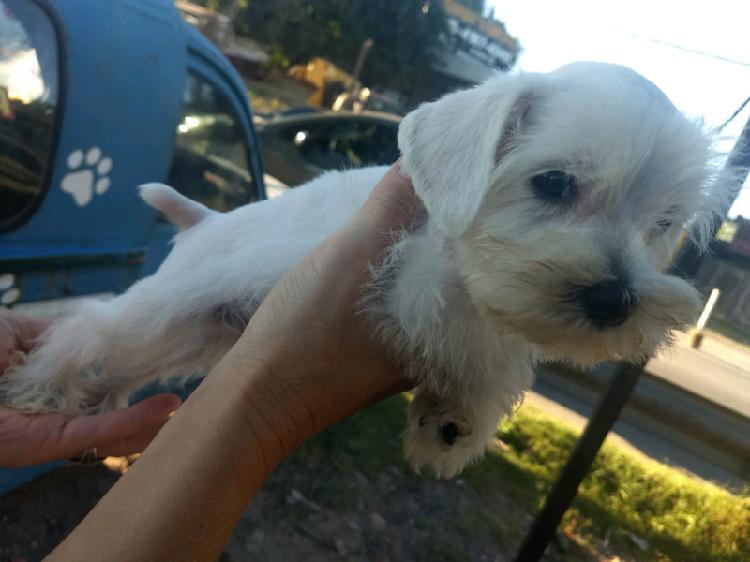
left=406, top=401, right=483, bottom=479
left=441, top=421, right=460, bottom=445
left=403, top=426, right=481, bottom=479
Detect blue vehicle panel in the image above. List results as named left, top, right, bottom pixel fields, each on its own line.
left=0, top=0, right=264, bottom=302
left=0, top=0, right=265, bottom=493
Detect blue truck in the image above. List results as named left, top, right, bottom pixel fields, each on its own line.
left=0, top=0, right=266, bottom=491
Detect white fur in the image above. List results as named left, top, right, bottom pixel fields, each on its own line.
left=0, top=63, right=725, bottom=478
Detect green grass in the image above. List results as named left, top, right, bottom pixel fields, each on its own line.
left=298, top=396, right=749, bottom=562
left=482, top=406, right=750, bottom=562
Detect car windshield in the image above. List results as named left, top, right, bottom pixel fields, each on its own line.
left=290, top=119, right=399, bottom=168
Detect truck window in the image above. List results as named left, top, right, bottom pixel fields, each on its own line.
left=167, top=72, right=256, bottom=212
left=0, top=0, right=60, bottom=231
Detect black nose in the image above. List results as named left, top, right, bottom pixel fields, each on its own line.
left=579, top=281, right=638, bottom=328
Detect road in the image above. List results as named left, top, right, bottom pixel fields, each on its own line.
left=646, top=336, right=750, bottom=418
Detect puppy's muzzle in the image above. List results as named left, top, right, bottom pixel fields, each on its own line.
left=578, top=280, right=638, bottom=328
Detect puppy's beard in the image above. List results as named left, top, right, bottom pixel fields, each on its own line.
left=459, top=235, right=702, bottom=366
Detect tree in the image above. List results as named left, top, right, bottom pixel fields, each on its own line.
left=239, top=0, right=448, bottom=101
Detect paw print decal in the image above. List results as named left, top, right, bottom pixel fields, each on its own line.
left=60, top=147, right=113, bottom=206
left=0, top=274, right=21, bottom=306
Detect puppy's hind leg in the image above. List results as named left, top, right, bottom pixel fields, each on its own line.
left=0, top=299, right=130, bottom=414
left=0, top=282, right=238, bottom=415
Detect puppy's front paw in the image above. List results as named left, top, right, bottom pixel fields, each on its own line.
left=403, top=388, right=487, bottom=479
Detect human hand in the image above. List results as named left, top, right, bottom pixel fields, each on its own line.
left=45, top=163, right=424, bottom=562
left=0, top=308, right=181, bottom=468
left=222, top=162, right=423, bottom=443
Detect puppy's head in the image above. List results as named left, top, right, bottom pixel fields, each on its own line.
left=398, top=62, right=724, bottom=364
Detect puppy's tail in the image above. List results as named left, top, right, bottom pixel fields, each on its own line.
left=139, top=183, right=213, bottom=230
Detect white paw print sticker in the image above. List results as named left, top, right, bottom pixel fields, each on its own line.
left=60, top=147, right=113, bottom=206
left=0, top=273, right=21, bottom=306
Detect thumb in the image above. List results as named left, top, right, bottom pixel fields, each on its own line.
left=61, top=394, right=182, bottom=457
left=357, top=162, right=423, bottom=235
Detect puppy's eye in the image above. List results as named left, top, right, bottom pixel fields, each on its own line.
left=531, top=171, right=577, bottom=202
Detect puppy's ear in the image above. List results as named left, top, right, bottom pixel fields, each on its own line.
left=398, top=77, right=532, bottom=237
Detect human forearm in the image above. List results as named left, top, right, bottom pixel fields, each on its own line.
left=47, top=352, right=303, bottom=562
left=46, top=164, right=417, bottom=561
left=47, top=337, right=403, bottom=562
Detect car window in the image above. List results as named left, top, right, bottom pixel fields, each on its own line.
left=0, top=0, right=60, bottom=231
left=283, top=119, right=399, bottom=170
left=167, top=72, right=256, bottom=212
left=347, top=121, right=400, bottom=165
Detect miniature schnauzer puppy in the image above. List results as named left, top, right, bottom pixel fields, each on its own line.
left=0, top=62, right=723, bottom=478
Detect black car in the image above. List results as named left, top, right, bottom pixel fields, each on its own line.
left=256, top=110, right=401, bottom=191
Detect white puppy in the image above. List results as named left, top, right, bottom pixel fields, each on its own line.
left=0, top=62, right=723, bottom=477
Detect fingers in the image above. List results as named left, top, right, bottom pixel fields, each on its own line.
left=328, top=162, right=424, bottom=267
left=61, top=394, right=181, bottom=459
left=16, top=315, right=53, bottom=353
left=358, top=161, right=424, bottom=234
left=0, top=309, right=53, bottom=360
left=94, top=425, right=164, bottom=458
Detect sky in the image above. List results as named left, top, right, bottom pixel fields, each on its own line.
left=487, top=0, right=750, bottom=218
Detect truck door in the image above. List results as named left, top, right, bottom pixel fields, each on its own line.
left=1, top=0, right=188, bottom=304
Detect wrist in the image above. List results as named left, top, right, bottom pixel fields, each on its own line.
left=211, top=341, right=405, bottom=452
left=206, top=348, right=320, bottom=461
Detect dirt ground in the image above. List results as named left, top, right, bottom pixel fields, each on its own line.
left=0, top=464, right=120, bottom=562
left=0, top=457, right=523, bottom=562
left=0, top=398, right=626, bottom=562
left=0, top=400, right=550, bottom=562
